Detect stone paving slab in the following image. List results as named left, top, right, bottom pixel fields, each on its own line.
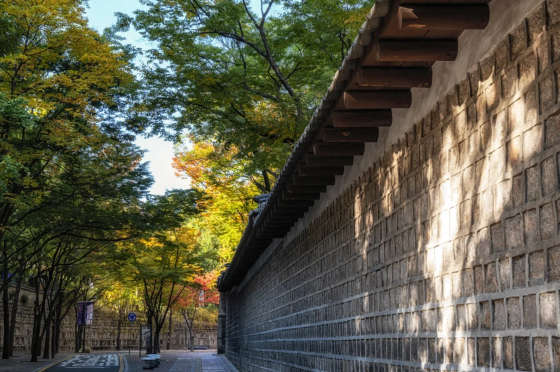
left=124, top=350, right=236, bottom=372
left=198, top=352, right=236, bottom=372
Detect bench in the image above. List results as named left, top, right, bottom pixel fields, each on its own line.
left=192, top=345, right=209, bottom=350
left=141, top=354, right=161, bottom=369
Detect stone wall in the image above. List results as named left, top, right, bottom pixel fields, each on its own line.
left=0, top=290, right=143, bottom=353
left=0, top=287, right=217, bottom=354
left=222, top=0, right=560, bottom=370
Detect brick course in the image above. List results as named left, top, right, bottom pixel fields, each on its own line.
left=223, top=1, right=560, bottom=370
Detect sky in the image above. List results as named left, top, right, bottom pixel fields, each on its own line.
left=86, top=0, right=190, bottom=195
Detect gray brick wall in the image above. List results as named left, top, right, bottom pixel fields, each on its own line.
left=223, top=1, right=560, bottom=370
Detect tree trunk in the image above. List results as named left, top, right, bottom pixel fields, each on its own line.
left=75, top=326, right=83, bottom=353
left=52, top=297, right=63, bottom=357
left=74, top=307, right=81, bottom=353
left=51, top=320, right=57, bottom=359
left=42, top=316, right=50, bottom=359
left=262, top=169, right=271, bottom=192
left=184, top=316, right=193, bottom=352
left=0, top=219, right=12, bottom=360
left=30, top=281, right=43, bottom=362
left=82, top=324, right=86, bottom=352
left=116, top=311, right=122, bottom=351
left=187, top=327, right=194, bottom=351
left=166, top=308, right=172, bottom=350
left=153, top=326, right=160, bottom=354
left=1, top=274, right=11, bottom=360
left=145, top=314, right=153, bottom=354
left=54, top=320, right=61, bottom=356
left=181, top=309, right=196, bottom=352
left=7, top=275, right=22, bottom=357
left=33, top=278, right=54, bottom=362
left=30, top=316, right=42, bottom=361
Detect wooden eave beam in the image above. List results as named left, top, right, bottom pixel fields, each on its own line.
left=283, top=192, right=320, bottom=201
left=258, top=232, right=289, bottom=240
left=265, top=220, right=296, bottom=226
left=270, top=209, right=307, bottom=218
left=281, top=200, right=315, bottom=208
left=399, top=4, right=490, bottom=31
left=331, top=110, right=392, bottom=128
left=322, top=128, right=379, bottom=143
left=313, top=143, right=365, bottom=157
left=293, top=175, right=336, bottom=186
left=351, top=67, right=432, bottom=89
left=262, top=226, right=291, bottom=232
left=257, top=234, right=283, bottom=241
left=268, top=215, right=302, bottom=223
left=267, top=216, right=299, bottom=222
left=268, top=210, right=302, bottom=217
left=377, top=39, right=458, bottom=62
left=287, top=184, right=327, bottom=194
left=264, top=225, right=296, bottom=232
left=338, top=90, right=412, bottom=110
left=303, top=154, right=354, bottom=167
left=297, top=165, right=345, bottom=176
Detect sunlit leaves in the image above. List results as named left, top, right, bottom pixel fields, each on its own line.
left=173, top=142, right=258, bottom=262
left=129, top=0, right=370, bottom=176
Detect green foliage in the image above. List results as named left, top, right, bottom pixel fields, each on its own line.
left=0, top=11, right=19, bottom=57
left=193, top=304, right=218, bottom=327
left=127, top=0, right=371, bottom=180
left=123, top=0, right=371, bottom=262
left=173, top=142, right=257, bottom=262
left=0, top=0, right=163, bottom=360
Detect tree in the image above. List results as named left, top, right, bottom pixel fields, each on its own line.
left=173, top=142, right=258, bottom=262
left=23, top=139, right=152, bottom=360
left=125, top=0, right=371, bottom=185
left=109, top=190, right=206, bottom=353
left=0, top=0, right=143, bottom=252
left=176, top=271, right=219, bottom=351
left=123, top=230, right=199, bottom=354
left=0, top=0, right=149, bottom=360
left=122, top=0, right=371, bottom=265
left=98, top=283, right=141, bottom=351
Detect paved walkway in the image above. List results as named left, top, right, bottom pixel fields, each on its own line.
left=0, top=350, right=235, bottom=372
left=0, top=352, right=74, bottom=372
left=124, top=350, right=237, bottom=372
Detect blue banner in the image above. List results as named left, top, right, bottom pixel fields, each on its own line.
left=77, top=301, right=94, bottom=325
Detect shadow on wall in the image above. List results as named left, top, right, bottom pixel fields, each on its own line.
left=351, top=3, right=560, bottom=368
